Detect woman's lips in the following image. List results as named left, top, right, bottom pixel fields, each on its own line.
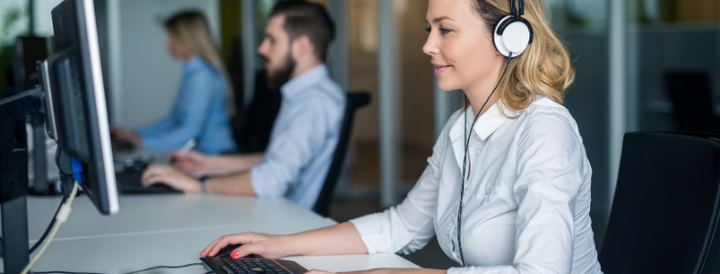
left=434, top=65, right=450, bottom=75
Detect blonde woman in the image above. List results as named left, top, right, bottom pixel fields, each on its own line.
left=111, top=11, right=236, bottom=155
left=200, top=0, right=602, bottom=273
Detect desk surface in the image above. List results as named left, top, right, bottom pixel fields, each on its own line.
left=1, top=194, right=418, bottom=273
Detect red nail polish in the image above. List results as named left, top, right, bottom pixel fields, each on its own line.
left=230, top=250, right=240, bottom=258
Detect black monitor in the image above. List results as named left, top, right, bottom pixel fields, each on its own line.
left=12, top=36, right=54, bottom=195
left=46, top=0, right=118, bottom=214
left=0, top=0, right=118, bottom=272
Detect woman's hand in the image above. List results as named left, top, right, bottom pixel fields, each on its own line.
left=110, top=126, right=143, bottom=150
left=200, top=232, right=290, bottom=259
left=141, top=164, right=201, bottom=193
left=168, top=150, right=217, bottom=176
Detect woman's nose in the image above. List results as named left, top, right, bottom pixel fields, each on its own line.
left=423, top=34, right=437, bottom=56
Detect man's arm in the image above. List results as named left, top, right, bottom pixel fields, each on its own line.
left=204, top=171, right=256, bottom=195
left=141, top=165, right=257, bottom=196
left=171, top=151, right=265, bottom=176
left=211, top=153, right=265, bottom=174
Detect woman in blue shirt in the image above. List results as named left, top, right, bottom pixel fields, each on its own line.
left=111, top=11, right=237, bottom=155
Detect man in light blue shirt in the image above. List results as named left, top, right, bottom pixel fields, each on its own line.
left=142, top=1, right=345, bottom=211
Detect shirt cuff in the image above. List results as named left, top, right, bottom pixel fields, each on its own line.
left=250, top=165, right=269, bottom=198
left=349, top=214, right=381, bottom=254
left=447, top=267, right=473, bottom=274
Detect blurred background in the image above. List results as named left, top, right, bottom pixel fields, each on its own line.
left=2, top=0, right=720, bottom=270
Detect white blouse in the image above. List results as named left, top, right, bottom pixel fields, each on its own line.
left=350, top=96, right=603, bottom=274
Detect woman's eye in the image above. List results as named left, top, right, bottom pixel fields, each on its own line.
left=424, top=26, right=431, bottom=33
left=439, top=28, right=452, bottom=34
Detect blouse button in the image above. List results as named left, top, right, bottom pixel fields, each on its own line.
left=486, top=188, right=492, bottom=194
left=474, top=150, right=479, bottom=155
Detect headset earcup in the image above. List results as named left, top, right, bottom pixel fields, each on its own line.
left=493, top=16, right=513, bottom=57
left=493, top=15, right=531, bottom=57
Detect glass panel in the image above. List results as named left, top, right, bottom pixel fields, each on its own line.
left=548, top=0, right=611, bottom=247
left=348, top=0, right=380, bottom=189
left=631, top=0, right=720, bottom=133
left=0, top=0, right=29, bottom=99
left=395, top=0, right=435, bottom=187
left=347, top=0, right=435, bottom=199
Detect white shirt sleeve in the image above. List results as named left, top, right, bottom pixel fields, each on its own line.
left=350, top=119, right=451, bottom=255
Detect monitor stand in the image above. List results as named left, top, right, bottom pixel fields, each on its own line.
left=0, top=86, right=43, bottom=274
left=30, top=112, right=52, bottom=195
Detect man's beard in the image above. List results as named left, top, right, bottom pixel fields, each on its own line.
left=264, top=51, right=296, bottom=89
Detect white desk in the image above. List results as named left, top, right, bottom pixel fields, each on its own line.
left=1, top=194, right=418, bottom=273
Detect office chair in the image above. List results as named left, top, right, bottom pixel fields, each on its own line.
left=665, top=72, right=720, bottom=134
left=232, top=69, right=282, bottom=153
left=599, top=132, right=720, bottom=274
left=313, top=92, right=371, bottom=217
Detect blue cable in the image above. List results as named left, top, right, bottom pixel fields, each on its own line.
left=70, top=157, right=83, bottom=185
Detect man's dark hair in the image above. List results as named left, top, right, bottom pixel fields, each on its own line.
left=270, top=1, right=335, bottom=62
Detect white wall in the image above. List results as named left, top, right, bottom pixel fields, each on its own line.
left=108, top=0, right=219, bottom=127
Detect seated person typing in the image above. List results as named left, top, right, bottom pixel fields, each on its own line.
left=141, top=1, right=345, bottom=211
left=198, top=0, right=603, bottom=273
left=111, top=11, right=236, bottom=155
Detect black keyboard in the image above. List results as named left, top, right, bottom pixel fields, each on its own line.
left=201, top=257, right=308, bottom=274
left=115, top=161, right=180, bottom=194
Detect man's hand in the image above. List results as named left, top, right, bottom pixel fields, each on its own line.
left=168, top=150, right=217, bottom=176
left=141, top=164, right=201, bottom=193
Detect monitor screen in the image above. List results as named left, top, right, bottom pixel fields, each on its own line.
left=45, top=0, right=118, bottom=214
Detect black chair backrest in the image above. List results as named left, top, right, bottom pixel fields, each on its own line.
left=599, top=132, right=720, bottom=274
left=313, top=92, right=370, bottom=217
left=664, top=72, right=717, bottom=133
left=232, top=69, right=282, bottom=153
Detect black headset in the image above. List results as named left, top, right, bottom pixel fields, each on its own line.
left=456, top=0, right=532, bottom=266
left=492, top=0, right=533, bottom=57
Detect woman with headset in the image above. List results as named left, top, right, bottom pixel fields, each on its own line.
left=200, top=0, right=602, bottom=273
left=111, top=11, right=237, bottom=155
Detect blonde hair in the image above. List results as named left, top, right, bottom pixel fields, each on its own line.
left=473, top=0, right=574, bottom=115
left=165, top=11, right=235, bottom=116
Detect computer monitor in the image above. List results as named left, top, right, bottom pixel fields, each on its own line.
left=0, top=0, right=118, bottom=272
left=12, top=36, right=54, bottom=195
left=46, top=0, right=118, bottom=214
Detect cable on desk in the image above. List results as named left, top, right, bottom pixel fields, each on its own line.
left=125, top=262, right=203, bottom=274
left=35, top=271, right=105, bottom=274
left=20, top=182, right=79, bottom=274
left=31, top=265, right=205, bottom=274
left=30, top=185, right=71, bottom=254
